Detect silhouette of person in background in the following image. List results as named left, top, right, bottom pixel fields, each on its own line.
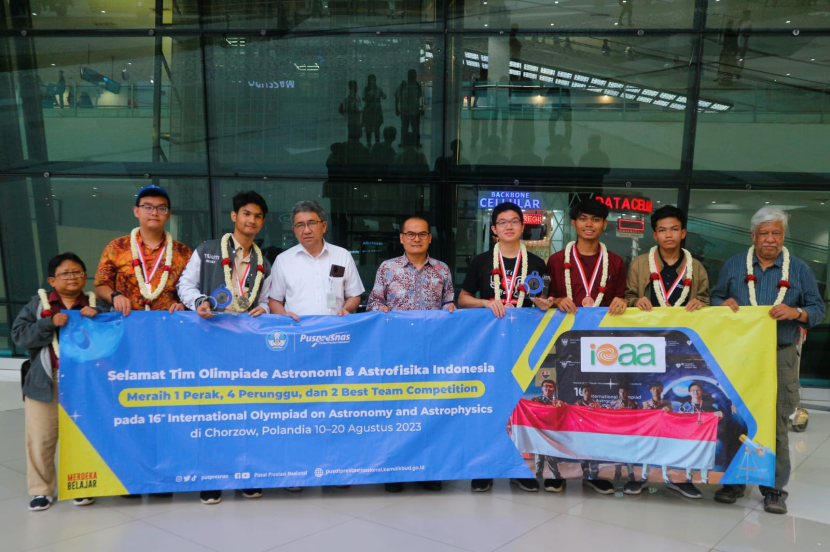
left=545, top=135, right=574, bottom=167
left=396, top=69, right=425, bottom=146
left=715, top=21, right=740, bottom=84
left=511, top=131, right=542, bottom=166
left=578, top=134, right=611, bottom=182
left=602, top=39, right=611, bottom=56
left=56, top=70, right=66, bottom=108
left=547, top=86, right=572, bottom=146
left=339, top=80, right=363, bottom=135
left=393, top=131, right=429, bottom=176
left=362, top=74, right=386, bottom=148
left=433, top=139, right=471, bottom=175
left=477, top=135, right=510, bottom=169
left=371, top=126, right=397, bottom=175
left=618, top=0, right=633, bottom=26
left=343, top=124, right=371, bottom=167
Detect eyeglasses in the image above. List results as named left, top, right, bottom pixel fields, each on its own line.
left=293, top=220, right=322, bottom=231
left=55, top=271, right=85, bottom=280
left=138, top=204, right=170, bottom=215
left=494, top=218, right=522, bottom=228
left=402, top=231, right=429, bottom=240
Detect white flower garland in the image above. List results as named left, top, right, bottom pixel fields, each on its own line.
left=649, top=246, right=694, bottom=307
left=493, top=241, right=528, bottom=307
left=563, top=241, right=608, bottom=305
left=130, top=228, right=174, bottom=311
left=38, top=289, right=96, bottom=361
left=221, top=233, right=265, bottom=310
left=747, top=246, right=789, bottom=306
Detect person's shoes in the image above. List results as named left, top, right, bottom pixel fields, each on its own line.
left=285, top=486, right=303, bottom=492
left=623, top=481, right=646, bottom=495
left=385, top=482, right=404, bottom=493
left=714, top=484, right=746, bottom=504
left=200, top=490, right=222, bottom=504
left=121, top=494, right=142, bottom=499
left=583, top=479, right=615, bottom=495
left=74, top=497, right=95, bottom=506
left=511, top=478, right=540, bottom=492
left=29, top=495, right=52, bottom=511
left=544, top=478, right=566, bottom=493
left=666, top=481, right=702, bottom=499
left=763, top=491, right=787, bottom=514
left=471, top=479, right=493, bottom=492
left=422, top=481, right=443, bottom=492
left=241, top=488, right=262, bottom=499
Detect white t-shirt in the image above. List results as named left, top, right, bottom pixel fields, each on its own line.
left=269, top=242, right=365, bottom=316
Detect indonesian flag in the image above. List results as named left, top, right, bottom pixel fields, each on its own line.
left=511, top=399, right=718, bottom=469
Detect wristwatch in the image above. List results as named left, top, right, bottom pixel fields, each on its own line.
left=110, top=291, right=122, bottom=303
left=795, top=307, right=804, bottom=320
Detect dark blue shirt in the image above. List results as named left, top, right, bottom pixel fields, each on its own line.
left=711, top=250, right=825, bottom=345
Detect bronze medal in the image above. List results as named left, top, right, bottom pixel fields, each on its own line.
left=582, top=297, right=595, bottom=307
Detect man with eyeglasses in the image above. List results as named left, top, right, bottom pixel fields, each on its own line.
left=711, top=206, right=824, bottom=514
left=268, top=200, right=364, bottom=321
left=95, top=184, right=192, bottom=315
left=367, top=215, right=454, bottom=493
left=458, top=201, right=554, bottom=493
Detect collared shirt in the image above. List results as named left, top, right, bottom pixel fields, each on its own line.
left=367, top=255, right=454, bottom=312
left=642, top=398, right=672, bottom=411
left=531, top=395, right=563, bottom=407
left=46, top=290, right=91, bottom=370
left=711, top=250, right=825, bottom=345
left=650, top=252, right=685, bottom=305
left=226, top=237, right=253, bottom=314
left=269, top=241, right=365, bottom=316
left=547, top=246, right=627, bottom=306
left=94, top=233, right=192, bottom=311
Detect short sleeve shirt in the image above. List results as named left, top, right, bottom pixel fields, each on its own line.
left=462, top=249, right=550, bottom=308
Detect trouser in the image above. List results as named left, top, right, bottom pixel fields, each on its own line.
left=25, top=381, right=59, bottom=496
left=401, top=113, right=420, bottom=144
left=760, top=343, right=799, bottom=494
left=581, top=460, right=599, bottom=479
left=535, top=455, right=562, bottom=479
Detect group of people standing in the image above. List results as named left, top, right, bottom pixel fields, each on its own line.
left=13, top=187, right=823, bottom=517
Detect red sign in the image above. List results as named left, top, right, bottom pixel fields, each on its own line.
left=617, top=219, right=645, bottom=232
left=595, top=196, right=652, bottom=214
left=523, top=213, right=543, bottom=225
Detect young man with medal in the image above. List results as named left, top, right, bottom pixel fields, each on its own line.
left=547, top=199, right=627, bottom=315
left=14, top=253, right=107, bottom=511
left=531, top=380, right=566, bottom=492
left=711, top=207, right=824, bottom=514
left=95, top=184, right=192, bottom=316
left=177, top=190, right=273, bottom=505
left=458, top=201, right=554, bottom=493
left=547, top=198, right=625, bottom=494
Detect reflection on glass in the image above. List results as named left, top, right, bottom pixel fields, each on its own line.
left=694, top=36, right=830, bottom=174
left=706, top=4, right=826, bottom=31
left=207, top=36, right=443, bottom=178
left=687, top=189, right=830, bottom=383
left=450, top=0, right=694, bottom=30
left=0, top=305, right=9, bottom=356
left=17, top=1, right=198, bottom=29
left=0, top=36, right=206, bottom=174
left=453, top=35, right=693, bottom=174
left=201, top=0, right=438, bottom=31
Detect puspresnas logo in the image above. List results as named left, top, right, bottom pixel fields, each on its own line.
left=300, top=332, right=350, bottom=347
left=581, top=337, right=666, bottom=373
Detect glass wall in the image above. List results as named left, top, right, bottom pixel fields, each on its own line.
left=1, top=0, right=829, bottom=383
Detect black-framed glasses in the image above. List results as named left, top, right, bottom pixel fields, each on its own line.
left=293, top=220, right=322, bottom=230
left=138, top=204, right=170, bottom=215
left=402, top=231, right=430, bottom=240
left=55, top=271, right=85, bottom=280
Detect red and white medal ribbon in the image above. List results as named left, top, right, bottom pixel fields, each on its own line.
left=573, top=248, right=603, bottom=302
left=137, top=242, right=166, bottom=285
left=235, top=261, right=251, bottom=296
left=498, top=249, right=520, bottom=305
left=657, top=261, right=686, bottom=304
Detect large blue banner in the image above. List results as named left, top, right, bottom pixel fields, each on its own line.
left=58, top=309, right=557, bottom=496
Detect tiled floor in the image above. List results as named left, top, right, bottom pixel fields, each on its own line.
left=1, top=380, right=829, bottom=552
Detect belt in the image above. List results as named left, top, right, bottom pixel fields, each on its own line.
left=777, top=343, right=796, bottom=350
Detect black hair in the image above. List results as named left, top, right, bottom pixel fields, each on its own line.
left=688, top=380, right=704, bottom=392
left=650, top=205, right=687, bottom=231
left=135, top=188, right=170, bottom=208
left=48, top=252, right=86, bottom=278
left=617, top=384, right=629, bottom=392
left=649, top=381, right=664, bottom=390
left=232, top=190, right=268, bottom=217
left=402, top=215, right=430, bottom=229
left=541, top=379, right=556, bottom=388
left=582, top=383, right=593, bottom=392
left=491, top=202, right=523, bottom=227
left=569, top=198, right=609, bottom=221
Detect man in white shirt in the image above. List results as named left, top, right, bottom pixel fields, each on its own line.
left=269, top=200, right=365, bottom=320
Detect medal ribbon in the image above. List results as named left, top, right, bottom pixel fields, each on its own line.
left=657, top=258, right=686, bottom=304
left=136, top=240, right=166, bottom=287
left=234, top=260, right=251, bottom=296
left=572, top=248, right=602, bottom=299
left=498, top=249, right=521, bottom=305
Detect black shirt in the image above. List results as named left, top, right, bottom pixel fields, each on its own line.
left=462, top=249, right=550, bottom=308
left=649, top=252, right=686, bottom=306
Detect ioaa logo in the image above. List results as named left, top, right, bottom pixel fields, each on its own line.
left=266, top=330, right=289, bottom=351
left=300, top=332, right=350, bottom=348
left=580, top=337, right=666, bottom=373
